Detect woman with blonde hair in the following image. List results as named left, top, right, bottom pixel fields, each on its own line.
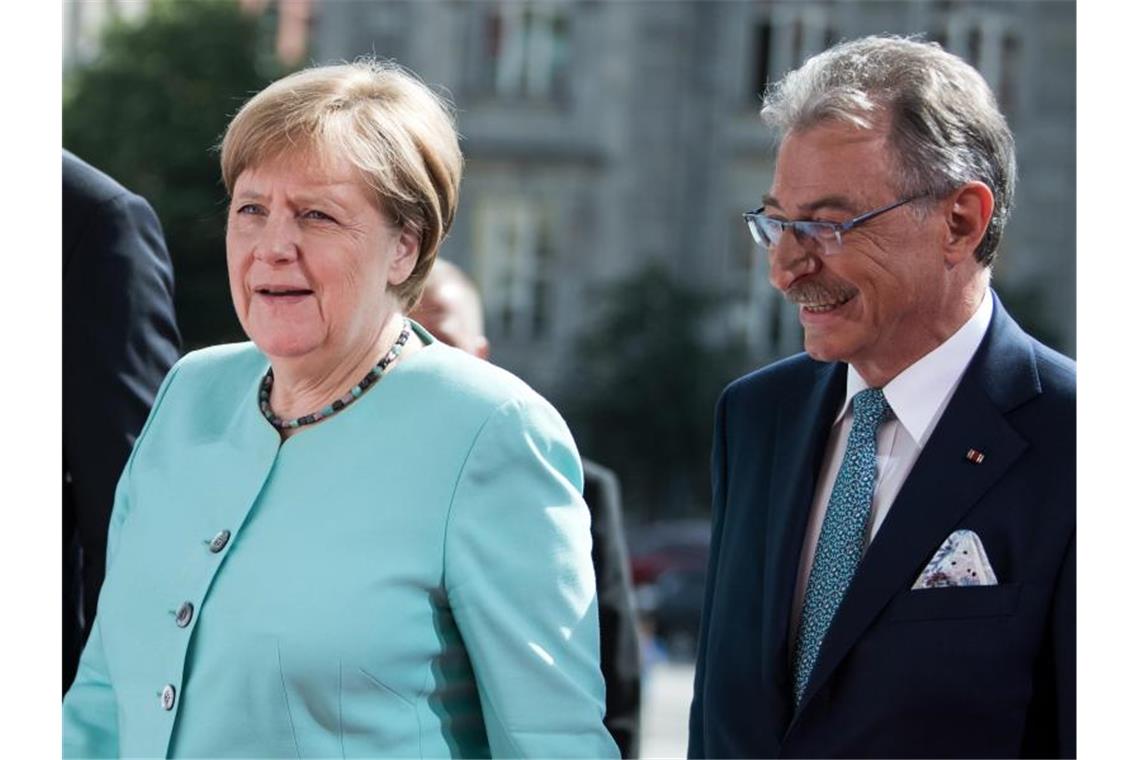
left=63, top=59, right=617, bottom=759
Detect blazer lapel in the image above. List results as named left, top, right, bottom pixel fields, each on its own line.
left=761, top=361, right=846, bottom=725
left=792, top=295, right=1040, bottom=714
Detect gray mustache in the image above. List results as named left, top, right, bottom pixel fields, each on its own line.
left=784, top=280, right=858, bottom=305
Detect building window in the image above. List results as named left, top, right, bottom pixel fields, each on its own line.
left=998, top=32, right=1021, bottom=115
left=474, top=1, right=571, bottom=103
left=748, top=4, right=836, bottom=105
left=750, top=19, right=773, bottom=102
left=942, top=9, right=1021, bottom=120
left=473, top=198, right=554, bottom=341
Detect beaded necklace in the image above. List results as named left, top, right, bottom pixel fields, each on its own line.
left=258, top=319, right=412, bottom=431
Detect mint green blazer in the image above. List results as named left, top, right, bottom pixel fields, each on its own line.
left=63, top=325, right=619, bottom=759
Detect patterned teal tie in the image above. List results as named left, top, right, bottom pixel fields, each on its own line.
left=792, top=387, right=890, bottom=705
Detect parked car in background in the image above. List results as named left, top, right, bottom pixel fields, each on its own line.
left=627, top=519, right=710, bottom=661
left=627, top=518, right=710, bottom=586
left=638, top=567, right=707, bottom=659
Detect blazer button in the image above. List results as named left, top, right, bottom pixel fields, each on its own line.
left=160, top=684, right=176, bottom=711
left=175, top=602, right=194, bottom=628
left=208, top=529, right=232, bottom=553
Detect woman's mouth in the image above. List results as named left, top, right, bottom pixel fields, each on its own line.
left=255, top=286, right=314, bottom=298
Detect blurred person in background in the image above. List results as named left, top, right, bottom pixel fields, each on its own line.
left=63, top=60, right=618, bottom=759
left=689, top=36, right=1074, bottom=758
left=413, top=259, right=643, bottom=757
left=62, top=150, right=182, bottom=695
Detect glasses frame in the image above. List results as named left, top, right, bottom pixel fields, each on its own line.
left=743, top=195, right=926, bottom=255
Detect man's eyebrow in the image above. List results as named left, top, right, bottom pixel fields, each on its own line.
left=805, top=195, right=861, bottom=214
left=760, top=193, right=861, bottom=215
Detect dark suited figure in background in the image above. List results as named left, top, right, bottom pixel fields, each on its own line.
left=688, top=37, right=1074, bottom=758
left=412, top=260, right=642, bottom=757
left=63, top=151, right=181, bottom=694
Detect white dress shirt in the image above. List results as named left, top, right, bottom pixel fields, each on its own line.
left=789, top=289, right=994, bottom=643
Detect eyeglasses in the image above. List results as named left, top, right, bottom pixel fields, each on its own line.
left=743, top=195, right=925, bottom=255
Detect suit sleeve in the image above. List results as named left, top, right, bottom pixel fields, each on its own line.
left=62, top=363, right=182, bottom=758
left=688, top=389, right=730, bottom=759
left=62, top=187, right=181, bottom=656
left=444, top=396, right=620, bottom=759
left=583, top=464, right=642, bottom=758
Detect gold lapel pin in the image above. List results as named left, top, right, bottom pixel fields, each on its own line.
left=965, top=448, right=986, bottom=464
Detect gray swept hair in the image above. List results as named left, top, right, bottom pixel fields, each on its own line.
left=761, top=35, right=1016, bottom=267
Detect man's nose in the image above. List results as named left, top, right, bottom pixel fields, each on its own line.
left=767, top=234, right=819, bottom=291
left=254, top=213, right=300, bottom=264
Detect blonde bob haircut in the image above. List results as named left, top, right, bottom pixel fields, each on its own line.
left=220, top=58, right=463, bottom=307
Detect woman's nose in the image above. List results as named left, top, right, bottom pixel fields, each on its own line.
left=254, top=214, right=300, bottom=263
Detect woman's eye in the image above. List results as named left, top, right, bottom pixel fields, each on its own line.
left=235, top=203, right=263, bottom=216
left=302, top=209, right=335, bottom=222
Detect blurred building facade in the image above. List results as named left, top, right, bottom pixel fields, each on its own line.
left=69, top=0, right=1075, bottom=400
left=310, top=0, right=1075, bottom=399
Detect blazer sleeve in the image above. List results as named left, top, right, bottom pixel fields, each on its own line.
left=62, top=183, right=181, bottom=646
left=444, top=396, right=620, bottom=759
left=62, top=471, right=130, bottom=759
left=62, top=363, right=182, bottom=759
left=687, top=388, right=730, bottom=759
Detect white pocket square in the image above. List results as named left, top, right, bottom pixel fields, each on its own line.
left=912, top=529, right=998, bottom=589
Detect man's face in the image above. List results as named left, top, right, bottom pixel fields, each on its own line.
left=766, top=120, right=952, bottom=377
left=410, top=276, right=490, bottom=359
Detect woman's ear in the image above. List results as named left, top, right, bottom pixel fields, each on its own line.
left=387, top=225, right=421, bottom=287
left=943, top=181, right=995, bottom=267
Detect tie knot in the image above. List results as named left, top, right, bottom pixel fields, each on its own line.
left=852, top=387, right=890, bottom=430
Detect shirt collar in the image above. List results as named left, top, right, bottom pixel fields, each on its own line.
left=835, top=288, right=994, bottom=446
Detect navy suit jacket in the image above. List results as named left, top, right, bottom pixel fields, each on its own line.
left=62, top=151, right=181, bottom=694
left=688, top=294, right=1075, bottom=758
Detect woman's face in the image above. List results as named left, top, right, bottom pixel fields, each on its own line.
left=226, top=152, right=419, bottom=364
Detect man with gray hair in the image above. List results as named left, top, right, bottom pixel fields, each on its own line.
left=688, top=36, right=1074, bottom=758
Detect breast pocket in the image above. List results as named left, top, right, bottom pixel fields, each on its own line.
left=883, top=583, right=1022, bottom=622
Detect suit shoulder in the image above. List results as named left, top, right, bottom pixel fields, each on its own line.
left=173, top=342, right=265, bottom=378
left=581, top=459, right=620, bottom=508
left=63, top=151, right=133, bottom=209
left=582, top=458, right=617, bottom=487
left=1033, top=340, right=1075, bottom=398
left=62, top=151, right=165, bottom=269
left=402, top=342, right=555, bottom=417
left=161, top=343, right=265, bottom=409
left=722, top=352, right=826, bottom=404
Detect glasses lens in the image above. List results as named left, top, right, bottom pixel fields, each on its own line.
left=795, top=222, right=840, bottom=254
left=747, top=214, right=781, bottom=248
left=745, top=216, right=763, bottom=246
left=745, top=215, right=842, bottom=253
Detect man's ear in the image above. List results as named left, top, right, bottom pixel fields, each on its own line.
left=942, top=181, right=994, bottom=267
left=387, top=226, right=421, bottom=286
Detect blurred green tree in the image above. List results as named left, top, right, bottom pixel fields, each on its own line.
left=563, top=263, right=753, bottom=522
left=63, top=0, right=287, bottom=349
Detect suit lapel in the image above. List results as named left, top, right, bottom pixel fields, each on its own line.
left=760, top=361, right=846, bottom=724
left=792, top=295, right=1040, bottom=714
